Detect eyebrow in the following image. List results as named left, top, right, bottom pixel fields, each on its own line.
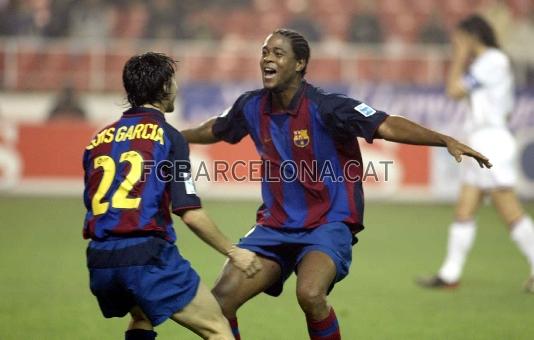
left=262, top=46, right=287, bottom=53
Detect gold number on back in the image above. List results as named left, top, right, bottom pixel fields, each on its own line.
left=92, top=155, right=115, bottom=215
left=91, top=151, right=144, bottom=215
left=112, top=151, right=143, bottom=209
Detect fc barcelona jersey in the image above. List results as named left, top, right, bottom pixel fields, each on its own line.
left=212, top=81, right=388, bottom=233
left=83, top=107, right=200, bottom=242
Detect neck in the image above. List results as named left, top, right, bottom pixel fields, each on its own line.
left=473, top=43, right=490, bottom=57
left=141, top=103, right=164, bottom=112
left=271, top=78, right=302, bottom=110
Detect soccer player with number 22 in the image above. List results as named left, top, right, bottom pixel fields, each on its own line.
left=82, top=53, right=262, bottom=340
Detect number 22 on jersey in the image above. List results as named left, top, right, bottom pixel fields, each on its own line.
left=91, top=151, right=143, bottom=215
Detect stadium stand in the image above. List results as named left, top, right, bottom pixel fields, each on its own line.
left=0, top=0, right=532, bottom=90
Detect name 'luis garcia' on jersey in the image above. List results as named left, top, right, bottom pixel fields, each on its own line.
left=86, top=123, right=165, bottom=150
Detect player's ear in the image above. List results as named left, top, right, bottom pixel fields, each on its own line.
left=162, top=80, right=172, bottom=97
left=296, top=59, right=305, bottom=73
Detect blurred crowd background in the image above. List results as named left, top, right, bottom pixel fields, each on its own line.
left=0, top=0, right=533, bottom=120
left=1, top=0, right=533, bottom=198
left=1, top=0, right=532, bottom=47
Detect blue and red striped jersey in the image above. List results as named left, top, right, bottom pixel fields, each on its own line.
left=212, top=81, right=388, bottom=233
left=83, top=107, right=201, bottom=242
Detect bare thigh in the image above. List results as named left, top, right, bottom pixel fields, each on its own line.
left=455, top=184, right=484, bottom=220
left=212, top=255, right=281, bottom=317
left=170, top=281, right=234, bottom=340
left=490, top=188, right=525, bottom=227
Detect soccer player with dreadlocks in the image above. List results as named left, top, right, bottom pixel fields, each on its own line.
left=182, top=29, right=491, bottom=339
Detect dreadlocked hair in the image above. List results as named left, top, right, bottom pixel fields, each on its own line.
left=272, top=28, right=311, bottom=76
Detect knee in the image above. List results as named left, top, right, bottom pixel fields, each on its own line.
left=296, top=284, right=327, bottom=313
left=455, top=208, right=474, bottom=221
left=211, top=284, right=239, bottom=316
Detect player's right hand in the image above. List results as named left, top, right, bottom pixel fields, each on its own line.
left=227, top=246, right=263, bottom=278
left=451, top=29, right=472, bottom=56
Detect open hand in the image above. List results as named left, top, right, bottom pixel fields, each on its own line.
left=227, top=246, right=262, bottom=278
left=445, top=137, right=492, bottom=168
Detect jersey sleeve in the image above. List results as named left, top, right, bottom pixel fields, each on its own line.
left=211, top=93, right=250, bottom=144
left=82, top=149, right=90, bottom=183
left=167, top=130, right=202, bottom=216
left=463, top=53, right=509, bottom=90
left=319, top=94, right=388, bottom=143
left=82, top=149, right=91, bottom=210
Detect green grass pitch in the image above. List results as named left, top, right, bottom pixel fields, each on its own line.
left=0, top=197, right=533, bottom=339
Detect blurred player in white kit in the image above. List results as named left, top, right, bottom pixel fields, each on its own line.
left=418, top=14, right=534, bottom=292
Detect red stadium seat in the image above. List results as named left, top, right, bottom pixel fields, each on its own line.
left=354, top=57, right=436, bottom=84
left=306, top=57, right=343, bottom=83
left=182, top=55, right=218, bottom=81
left=104, top=52, right=134, bottom=91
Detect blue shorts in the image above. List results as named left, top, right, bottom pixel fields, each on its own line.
left=87, top=236, right=200, bottom=326
left=238, top=222, right=355, bottom=296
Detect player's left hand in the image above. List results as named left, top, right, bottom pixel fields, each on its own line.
left=445, top=137, right=492, bottom=168
left=227, top=246, right=263, bottom=278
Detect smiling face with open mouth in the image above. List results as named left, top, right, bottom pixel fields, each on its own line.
left=260, top=33, right=305, bottom=92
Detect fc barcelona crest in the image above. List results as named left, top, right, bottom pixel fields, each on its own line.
left=293, top=129, right=310, bottom=148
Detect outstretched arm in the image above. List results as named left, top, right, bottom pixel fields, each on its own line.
left=181, top=117, right=219, bottom=144
left=181, top=208, right=262, bottom=277
left=376, top=115, right=492, bottom=168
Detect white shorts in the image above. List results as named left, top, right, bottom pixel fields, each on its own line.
left=461, top=128, right=517, bottom=189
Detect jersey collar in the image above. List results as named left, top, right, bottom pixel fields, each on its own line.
left=263, top=80, right=307, bottom=116
left=122, top=107, right=166, bottom=120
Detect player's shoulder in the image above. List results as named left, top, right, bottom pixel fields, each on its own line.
left=304, top=82, right=360, bottom=109
left=243, top=88, right=265, bottom=98
left=220, top=88, right=267, bottom=117
left=160, top=120, right=186, bottom=144
left=235, top=88, right=266, bottom=106
left=479, top=48, right=510, bottom=67
left=95, top=120, right=118, bottom=135
left=86, top=120, right=118, bottom=145
left=161, top=121, right=194, bottom=156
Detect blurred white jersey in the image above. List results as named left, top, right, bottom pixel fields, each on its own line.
left=462, top=48, right=514, bottom=133
left=460, top=48, right=517, bottom=189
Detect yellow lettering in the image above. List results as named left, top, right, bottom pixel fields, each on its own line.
left=88, top=124, right=164, bottom=148
left=115, top=126, right=127, bottom=142
left=97, top=131, right=106, bottom=145
left=125, top=125, right=135, bottom=140
left=149, top=125, right=158, bottom=140
left=154, top=128, right=164, bottom=145
left=90, top=138, right=98, bottom=148
left=104, top=127, right=115, bottom=143
left=133, top=124, right=144, bottom=139
left=141, top=124, right=153, bottom=139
